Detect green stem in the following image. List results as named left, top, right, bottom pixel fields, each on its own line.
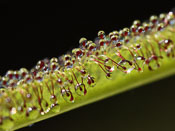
left=1, top=12, right=174, bottom=131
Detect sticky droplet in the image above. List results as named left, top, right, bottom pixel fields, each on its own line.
left=41, top=99, right=49, bottom=113
left=146, top=56, right=160, bottom=70
left=75, top=83, right=87, bottom=96
left=51, top=102, right=60, bottom=113
left=126, top=67, right=135, bottom=74
left=61, top=89, right=74, bottom=103
left=10, top=108, right=20, bottom=121
left=104, top=59, right=115, bottom=72
left=27, top=107, right=39, bottom=120
left=87, top=75, right=96, bottom=87
left=118, top=59, right=133, bottom=72
left=106, top=72, right=112, bottom=79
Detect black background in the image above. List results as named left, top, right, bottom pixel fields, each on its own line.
left=0, top=1, right=175, bottom=131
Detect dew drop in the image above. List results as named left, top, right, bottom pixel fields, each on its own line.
left=14, top=71, right=21, bottom=80
left=87, top=75, right=96, bottom=87
left=99, top=39, right=105, bottom=47
left=51, top=102, right=60, bottom=113
left=118, top=59, right=133, bottom=71
left=110, top=66, right=115, bottom=72
left=104, top=59, right=115, bottom=72
left=50, top=95, right=57, bottom=103
left=41, top=99, right=49, bottom=113
left=133, top=20, right=141, bottom=27
left=61, top=88, right=74, bottom=103
left=75, top=83, right=87, bottom=96
left=106, top=72, right=112, bottom=79
left=8, top=80, right=17, bottom=88
left=65, top=60, right=73, bottom=68
left=35, top=72, right=43, bottom=82
left=25, top=74, right=33, bottom=83
left=19, top=68, right=28, bottom=78
left=6, top=70, right=14, bottom=80
left=27, top=107, right=39, bottom=120
left=79, top=37, right=87, bottom=47
left=50, top=62, right=59, bottom=71
left=116, top=42, right=123, bottom=48
left=10, top=107, right=23, bottom=121
left=146, top=57, right=160, bottom=70
left=159, top=13, right=166, bottom=21
left=1, top=77, right=9, bottom=88
left=50, top=57, right=58, bottom=63
left=37, top=60, right=45, bottom=70
left=10, top=107, right=17, bottom=115
left=40, top=111, right=45, bottom=115
left=134, top=56, right=145, bottom=71
left=150, top=15, right=158, bottom=24
left=109, top=32, right=114, bottom=38
left=98, top=30, right=105, bottom=39
left=138, top=26, right=144, bottom=34
left=64, top=54, right=72, bottom=61
left=88, top=43, right=96, bottom=51
left=122, top=28, right=130, bottom=36
left=72, top=48, right=83, bottom=58
left=143, top=23, right=150, bottom=32
left=126, top=67, right=135, bottom=74
left=111, top=35, right=118, bottom=41
left=130, top=25, right=137, bottom=33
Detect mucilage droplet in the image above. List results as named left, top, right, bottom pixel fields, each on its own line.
left=75, top=83, right=87, bottom=96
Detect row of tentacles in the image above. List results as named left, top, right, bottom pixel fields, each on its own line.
left=0, top=11, right=175, bottom=129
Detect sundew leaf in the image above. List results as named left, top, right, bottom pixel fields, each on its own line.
left=0, top=11, right=175, bottom=131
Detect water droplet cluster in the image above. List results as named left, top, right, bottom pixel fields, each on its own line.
left=0, top=11, right=175, bottom=130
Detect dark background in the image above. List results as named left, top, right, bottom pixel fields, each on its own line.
left=0, top=1, right=175, bottom=131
